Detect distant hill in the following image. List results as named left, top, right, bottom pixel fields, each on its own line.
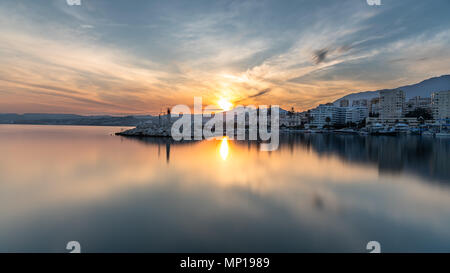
left=0, top=113, right=153, bottom=126
left=0, top=108, right=291, bottom=126
left=333, top=75, right=450, bottom=105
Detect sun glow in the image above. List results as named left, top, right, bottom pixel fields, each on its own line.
left=217, top=98, right=233, bottom=111
left=219, top=137, right=229, bottom=160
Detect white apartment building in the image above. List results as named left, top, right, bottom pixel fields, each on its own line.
left=310, top=104, right=369, bottom=128
left=309, top=104, right=368, bottom=128
left=369, top=98, right=380, bottom=116
left=432, top=90, right=450, bottom=121
left=279, top=112, right=303, bottom=127
left=344, top=107, right=369, bottom=124
left=310, top=104, right=340, bottom=128
left=380, top=89, right=405, bottom=119
left=406, top=96, right=431, bottom=112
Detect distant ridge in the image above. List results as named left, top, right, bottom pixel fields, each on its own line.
left=0, top=113, right=153, bottom=126
left=333, top=75, right=450, bottom=105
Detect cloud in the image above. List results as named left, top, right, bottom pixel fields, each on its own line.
left=0, top=0, right=450, bottom=114
left=313, top=48, right=328, bottom=64
left=234, top=88, right=271, bottom=104
left=247, top=88, right=271, bottom=99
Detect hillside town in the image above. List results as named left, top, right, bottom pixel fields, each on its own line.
left=279, top=90, right=450, bottom=137
left=117, top=89, right=450, bottom=139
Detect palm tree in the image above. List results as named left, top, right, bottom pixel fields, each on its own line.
left=325, top=116, right=331, bottom=128
left=289, top=107, right=294, bottom=116
left=167, top=108, right=171, bottom=123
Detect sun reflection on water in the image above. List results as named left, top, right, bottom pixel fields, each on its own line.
left=219, top=137, right=229, bottom=160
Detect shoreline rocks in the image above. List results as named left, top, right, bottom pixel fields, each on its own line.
left=116, top=120, right=173, bottom=137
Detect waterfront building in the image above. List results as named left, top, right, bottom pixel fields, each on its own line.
left=345, top=107, right=369, bottom=124
left=365, top=117, right=431, bottom=128
left=309, top=104, right=350, bottom=128
left=432, top=90, right=450, bottom=121
left=406, top=96, right=431, bottom=112
left=334, top=107, right=346, bottom=125
left=310, top=104, right=340, bottom=128
left=279, top=111, right=303, bottom=127
left=369, top=98, right=380, bottom=116
left=380, top=89, right=405, bottom=119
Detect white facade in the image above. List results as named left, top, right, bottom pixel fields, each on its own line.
left=310, top=105, right=337, bottom=128
left=406, top=96, right=431, bottom=112
left=309, top=104, right=368, bottom=128
left=344, top=107, right=369, bottom=124
left=432, top=90, right=450, bottom=121
left=369, top=98, right=380, bottom=116
left=279, top=112, right=303, bottom=127
left=309, top=105, right=348, bottom=128
left=380, top=89, right=405, bottom=119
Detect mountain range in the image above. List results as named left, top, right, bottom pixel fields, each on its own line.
left=0, top=113, right=152, bottom=126
left=333, top=75, right=450, bottom=106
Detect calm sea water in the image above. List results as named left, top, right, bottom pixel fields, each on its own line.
left=0, top=125, right=449, bottom=252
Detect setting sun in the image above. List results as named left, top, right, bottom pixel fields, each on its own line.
left=217, top=98, right=233, bottom=111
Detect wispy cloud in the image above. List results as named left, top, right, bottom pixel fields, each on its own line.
left=0, top=0, right=449, bottom=114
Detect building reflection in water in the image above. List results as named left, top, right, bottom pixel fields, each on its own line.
left=126, top=133, right=450, bottom=185
left=267, top=134, right=450, bottom=184
left=166, top=143, right=170, bottom=163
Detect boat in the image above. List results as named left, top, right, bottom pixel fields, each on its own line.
left=436, top=132, right=450, bottom=138
left=394, top=123, right=409, bottom=134
left=422, top=131, right=435, bottom=137
left=371, top=130, right=398, bottom=136
left=409, top=128, right=421, bottom=135
left=369, top=123, right=384, bottom=133
left=435, top=124, right=450, bottom=137
left=371, top=126, right=397, bottom=136
left=334, top=128, right=358, bottom=135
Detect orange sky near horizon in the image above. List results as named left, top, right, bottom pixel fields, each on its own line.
left=1, top=1, right=450, bottom=115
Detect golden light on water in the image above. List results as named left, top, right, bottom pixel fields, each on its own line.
left=217, top=98, right=233, bottom=111
left=219, top=137, right=229, bottom=160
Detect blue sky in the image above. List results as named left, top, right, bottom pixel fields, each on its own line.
left=0, top=0, right=449, bottom=114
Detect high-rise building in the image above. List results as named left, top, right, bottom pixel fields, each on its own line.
left=406, top=96, right=431, bottom=113
left=344, top=107, right=369, bottom=124
left=432, top=90, right=450, bottom=121
left=309, top=104, right=345, bottom=128
left=380, top=89, right=405, bottom=119
left=369, top=97, right=380, bottom=116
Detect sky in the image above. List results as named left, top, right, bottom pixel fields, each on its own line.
left=0, top=0, right=449, bottom=115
